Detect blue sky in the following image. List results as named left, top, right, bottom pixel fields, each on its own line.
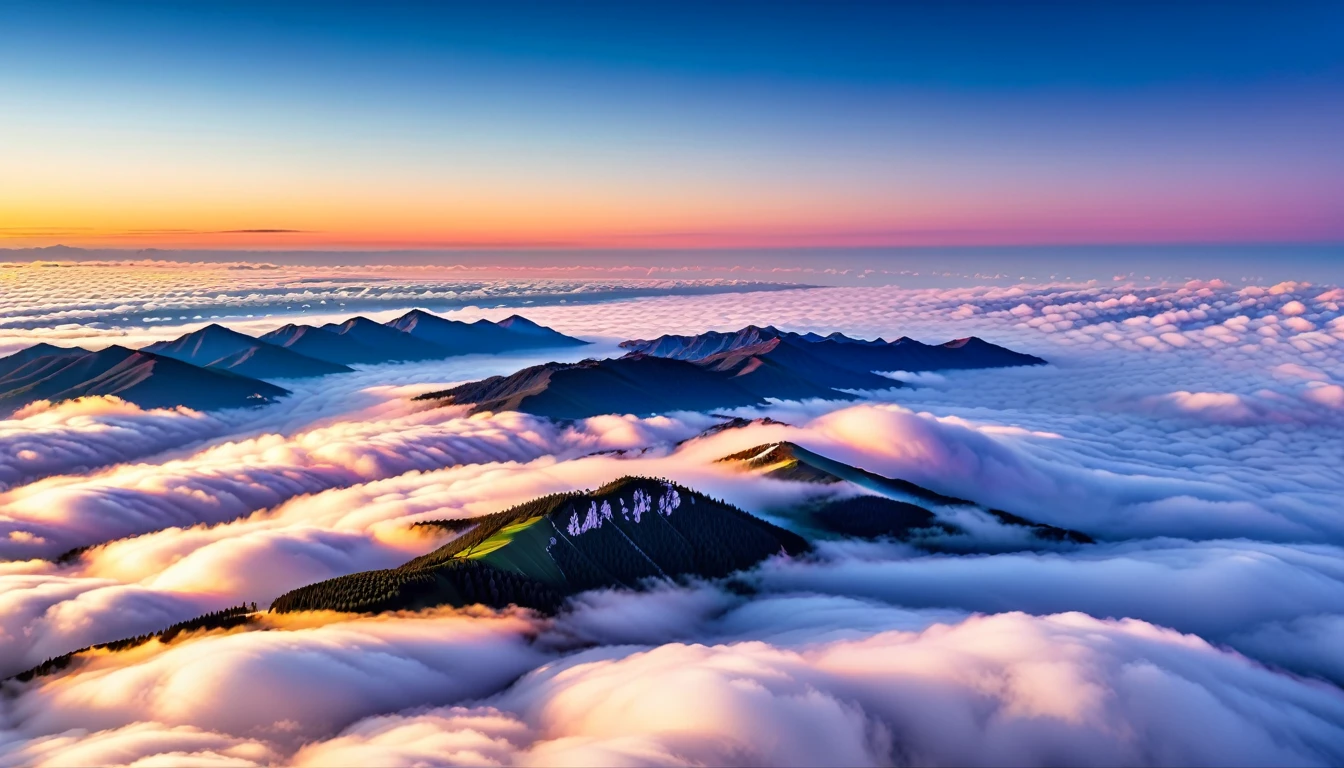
left=1, top=1, right=1341, bottom=250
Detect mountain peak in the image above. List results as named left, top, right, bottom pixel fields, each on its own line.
left=271, top=476, right=807, bottom=615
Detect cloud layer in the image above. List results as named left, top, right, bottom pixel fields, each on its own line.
left=3, top=275, right=1344, bottom=766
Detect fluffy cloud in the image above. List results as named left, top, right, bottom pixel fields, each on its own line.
left=0, top=398, right=234, bottom=492
left=12, top=610, right=1340, bottom=767
left=1, top=609, right=549, bottom=761
left=3, top=275, right=1344, bottom=766
left=0, top=400, right=706, bottom=561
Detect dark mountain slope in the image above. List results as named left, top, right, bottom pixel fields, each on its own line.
left=142, top=324, right=260, bottom=366
left=718, top=442, right=973, bottom=506
left=0, top=343, right=86, bottom=378
left=386, top=310, right=586, bottom=354
left=415, top=354, right=772, bottom=418
left=320, top=316, right=448, bottom=361
left=0, top=345, right=140, bottom=410
left=259, top=324, right=389, bottom=365
left=719, top=442, right=1092, bottom=545
left=811, top=495, right=948, bottom=540
left=270, top=477, right=807, bottom=615
left=414, top=335, right=909, bottom=420
left=494, top=314, right=587, bottom=346
left=385, top=310, right=515, bottom=354
left=621, top=325, right=782, bottom=360
left=621, top=325, right=1045, bottom=371
left=0, top=346, right=288, bottom=413
left=144, top=324, right=350, bottom=379
left=696, top=337, right=899, bottom=394
left=205, top=343, right=352, bottom=379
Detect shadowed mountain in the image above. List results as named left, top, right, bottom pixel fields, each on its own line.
left=416, top=354, right=774, bottom=418
left=0, top=345, right=289, bottom=414
left=270, top=477, right=808, bottom=615
left=718, top=441, right=973, bottom=505
left=386, top=310, right=587, bottom=354
left=320, top=316, right=449, bottom=361
left=622, top=325, right=1045, bottom=371
left=695, top=337, right=899, bottom=393
left=415, top=335, right=914, bottom=419
left=0, top=312, right=581, bottom=413
left=718, top=442, right=1092, bottom=545
left=418, top=324, right=1041, bottom=418
left=259, top=324, right=389, bottom=365
left=143, top=324, right=351, bottom=379
left=494, top=314, right=588, bottom=345
left=0, top=343, right=86, bottom=379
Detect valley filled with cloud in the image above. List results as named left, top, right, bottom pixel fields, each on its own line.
left=2, top=269, right=1343, bottom=767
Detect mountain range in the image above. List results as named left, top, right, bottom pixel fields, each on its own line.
left=418, top=325, right=1044, bottom=419
left=621, top=325, right=1046, bottom=370
left=0, top=311, right=585, bottom=414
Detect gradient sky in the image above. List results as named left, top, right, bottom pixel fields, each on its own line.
left=1, top=0, right=1342, bottom=250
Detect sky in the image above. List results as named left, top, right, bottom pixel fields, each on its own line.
left=1, top=0, right=1342, bottom=251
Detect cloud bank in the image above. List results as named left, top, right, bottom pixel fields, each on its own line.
left=3, top=276, right=1344, bottom=766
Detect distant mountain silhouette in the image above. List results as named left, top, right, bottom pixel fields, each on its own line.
left=386, top=310, right=586, bottom=354
left=494, top=314, right=588, bottom=345
left=718, top=441, right=1092, bottom=545
left=694, top=337, right=898, bottom=393
left=144, top=324, right=351, bottom=379
left=320, top=316, right=450, bottom=361
left=0, top=311, right=582, bottom=413
left=622, top=325, right=1046, bottom=371
left=416, top=354, right=781, bottom=418
left=270, top=477, right=807, bottom=614
left=259, top=324, right=389, bottom=365
left=0, top=343, right=85, bottom=378
left=422, top=325, right=1045, bottom=419
left=258, top=311, right=585, bottom=365
left=0, top=345, right=289, bottom=414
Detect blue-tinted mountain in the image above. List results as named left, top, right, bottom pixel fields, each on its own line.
left=319, top=316, right=451, bottom=361
left=695, top=337, right=898, bottom=393
left=259, top=324, right=389, bottom=365
left=416, top=354, right=773, bottom=418
left=0, top=343, right=85, bottom=379
left=0, top=345, right=288, bottom=414
left=269, top=477, right=808, bottom=615
left=0, top=311, right=582, bottom=414
left=621, top=325, right=1045, bottom=371
left=493, top=314, right=588, bottom=346
left=143, top=324, right=350, bottom=379
left=416, top=335, right=904, bottom=419
left=385, top=310, right=586, bottom=354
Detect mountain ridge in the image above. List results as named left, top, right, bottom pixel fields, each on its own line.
left=718, top=441, right=1093, bottom=545
left=418, top=325, right=1046, bottom=419
left=144, top=323, right=352, bottom=379
left=621, top=325, right=1045, bottom=371
left=0, top=345, right=290, bottom=414
left=0, top=311, right=582, bottom=413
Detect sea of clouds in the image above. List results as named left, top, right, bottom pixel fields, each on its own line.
left=2, top=270, right=1343, bottom=766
